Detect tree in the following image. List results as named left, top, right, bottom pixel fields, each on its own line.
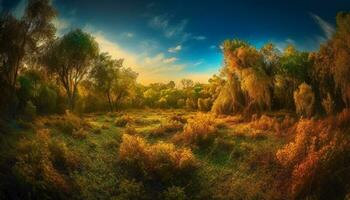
left=180, top=79, right=194, bottom=89
left=112, top=67, right=138, bottom=109
left=43, top=29, right=99, bottom=110
left=0, top=0, right=56, bottom=117
left=90, top=52, right=122, bottom=111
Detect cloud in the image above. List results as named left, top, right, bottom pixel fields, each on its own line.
left=84, top=25, right=190, bottom=84
left=193, top=60, right=204, bottom=66
left=52, top=17, right=71, bottom=36
left=163, top=57, right=178, bottom=64
left=149, top=15, right=190, bottom=41
left=193, top=36, right=206, bottom=40
left=168, top=45, right=182, bottom=53
left=310, top=13, right=335, bottom=39
left=124, top=32, right=134, bottom=38
left=209, top=45, right=217, bottom=50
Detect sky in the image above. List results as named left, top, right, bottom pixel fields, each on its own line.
left=1, top=0, right=350, bottom=84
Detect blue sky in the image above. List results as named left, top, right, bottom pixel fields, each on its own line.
left=1, top=0, right=349, bottom=84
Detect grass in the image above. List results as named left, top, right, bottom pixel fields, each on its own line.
left=0, top=109, right=289, bottom=199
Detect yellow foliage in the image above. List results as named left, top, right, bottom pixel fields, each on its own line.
left=178, top=113, right=218, bottom=146
left=119, top=134, right=198, bottom=182
left=293, top=83, right=315, bottom=117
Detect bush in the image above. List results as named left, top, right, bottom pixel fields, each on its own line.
left=185, top=98, right=196, bottom=110
left=149, top=120, right=183, bottom=136
left=23, top=101, right=37, bottom=120
left=37, top=86, right=57, bottom=114
left=118, top=134, right=198, bottom=183
left=322, top=93, right=335, bottom=115
left=14, top=129, right=80, bottom=198
left=115, top=115, right=133, bottom=127
left=46, top=111, right=91, bottom=137
left=177, top=99, right=185, bottom=108
left=115, top=179, right=145, bottom=200
left=276, top=111, right=350, bottom=199
left=198, top=98, right=212, bottom=112
left=293, top=83, right=315, bottom=117
left=176, top=113, right=218, bottom=146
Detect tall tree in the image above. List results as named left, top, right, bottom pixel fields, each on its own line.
left=0, top=0, right=56, bottom=117
left=43, top=29, right=99, bottom=110
left=90, top=52, right=122, bottom=111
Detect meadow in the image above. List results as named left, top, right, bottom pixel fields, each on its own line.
left=1, top=0, right=350, bottom=199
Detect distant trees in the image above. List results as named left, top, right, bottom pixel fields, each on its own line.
left=43, top=29, right=99, bottom=110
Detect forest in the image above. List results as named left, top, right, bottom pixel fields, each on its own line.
left=0, top=0, right=350, bottom=199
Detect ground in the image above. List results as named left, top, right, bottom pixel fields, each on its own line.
left=0, top=109, right=291, bottom=199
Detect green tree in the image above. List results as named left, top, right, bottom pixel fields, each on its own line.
left=90, top=52, right=122, bottom=111
left=43, top=29, right=99, bottom=110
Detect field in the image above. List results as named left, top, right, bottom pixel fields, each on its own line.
left=0, top=109, right=294, bottom=199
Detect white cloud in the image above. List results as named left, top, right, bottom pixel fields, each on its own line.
left=310, top=13, right=335, bottom=39
left=193, top=36, right=206, bottom=40
left=163, top=57, right=178, bottom=64
left=84, top=25, right=190, bottom=84
left=52, top=17, right=70, bottom=36
left=149, top=15, right=190, bottom=40
left=209, top=45, right=217, bottom=49
left=168, top=45, right=182, bottom=53
left=124, top=32, right=134, bottom=38
left=193, top=60, right=203, bottom=66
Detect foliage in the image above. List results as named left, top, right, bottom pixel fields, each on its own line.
left=14, top=129, right=80, bottom=198
left=43, top=29, right=99, bottom=110
left=118, top=134, right=198, bottom=183
left=293, top=83, right=315, bottom=117
left=276, top=110, right=350, bottom=199
left=177, top=113, right=218, bottom=146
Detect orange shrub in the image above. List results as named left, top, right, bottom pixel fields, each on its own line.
left=14, top=129, right=81, bottom=198
left=276, top=110, right=350, bottom=199
left=177, top=113, right=218, bottom=146
left=118, top=134, right=198, bottom=183
left=115, top=115, right=133, bottom=127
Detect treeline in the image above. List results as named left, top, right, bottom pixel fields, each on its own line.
left=0, top=0, right=219, bottom=120
left=1, top=0, right=350, bottom=121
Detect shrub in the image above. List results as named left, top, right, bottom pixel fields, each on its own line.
left=115, top=179, right=145, bottom=200
left=163, top=186, right=187, bottom=200
left=37, top=86, right=57, bottom=114
left=250, top=115, right=278, bottom=132
left=185, top=98, right=196, bottom=110
left=24, top=101, right=37, bottom=120
left=14, top=129, right=80, bottom=198
left=293, top=83, right=315, bottom=117
left=198, top=98, right=212, bottom=112
left=276, top=111, right=350, bottom=199
left=321, top=93, right=335, bottom=115
left=115, top=115, right=133, bottom=127
left=48, top=111, right=91, bottom=137
left=118, top=134, right=198, bottom=183
left=177, top=99, right=185, bottom=108
left=72, top=128, right=88, bottom=139
left=150, top=120, right=183, bottom=136
left=177, top=113, right=218, bottom=146
left=124, top=125, right=138, bottom=135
